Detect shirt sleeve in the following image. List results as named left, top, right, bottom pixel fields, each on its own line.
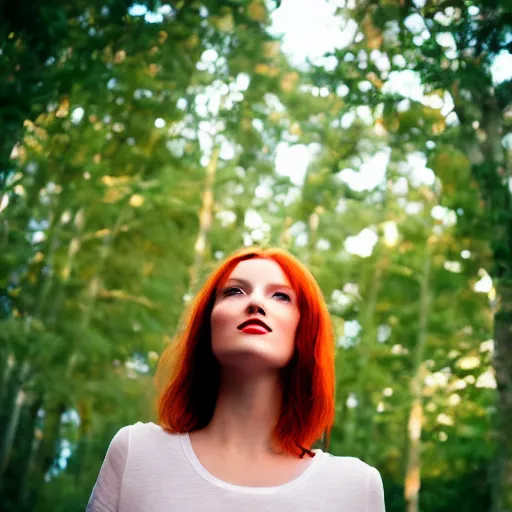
left=367, top=467, right=386, bottom=512
left=86, top=425, right=130, bottom=512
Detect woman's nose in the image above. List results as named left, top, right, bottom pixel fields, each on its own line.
left=246, top=301, right=266, bottom=316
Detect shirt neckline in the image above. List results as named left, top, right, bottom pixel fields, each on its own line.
left=180, top=432, right=325, bottom=495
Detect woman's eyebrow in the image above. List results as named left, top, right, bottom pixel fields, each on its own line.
left=225, top=278, right=294, bottom=290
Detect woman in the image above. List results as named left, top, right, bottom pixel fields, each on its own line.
left=86, top=247, right=385, bottom=511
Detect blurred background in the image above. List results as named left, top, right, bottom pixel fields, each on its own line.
left=0, top=0, right=511, bottom=510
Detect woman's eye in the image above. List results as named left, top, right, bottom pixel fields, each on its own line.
left=222, top=287, right=290, bottom=301
left=223, top=287, right=243, bottom=296
left=274, top=292, right=291, bottom=302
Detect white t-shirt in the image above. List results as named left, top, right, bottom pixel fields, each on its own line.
left=86, top=422, right=385, bottom=511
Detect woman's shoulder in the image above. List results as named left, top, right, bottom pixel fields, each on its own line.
left=108, top=421, right=180, bottom=453
left=127, top=421, right=167, bottom=435
left=318, top=452, right=385, bottom=510
left=321, top=451, right=383, bottom=483
left=322, top=451, right=375, bottom=468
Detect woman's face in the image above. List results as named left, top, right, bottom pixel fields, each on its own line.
left=210, top=258, right=300, bottom=373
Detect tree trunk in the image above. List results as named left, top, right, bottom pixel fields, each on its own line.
left=304, top=207, right=331, bottom=452
left=492, top=280, right=512, bottom=512
left=0, top=351, right=14, bottom=411
left=460, top=96, right=512, bottom=512
left=17, top=396, right=43, bottom=509
left=188, top=145, right=220, bottom=293
left=405, top=249, right=431, bottom=512
left=0, top=360, right=30, bottom=479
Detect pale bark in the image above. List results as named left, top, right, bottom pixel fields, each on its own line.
left=405, top=250, right=431, bottom=512
left=279, top=216, right=293, bottom=248
left=0, top=351, right=14, bottom=410
left=188, top=146, right=220, bottom=293
left=0, top=360, right=30, bottom=478
left=305, top=208, right=331, bottom=452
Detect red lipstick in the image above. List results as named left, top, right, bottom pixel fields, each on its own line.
left=241, top=325, right=269, bottom=335
left=237, top=318, right=271, bottom=334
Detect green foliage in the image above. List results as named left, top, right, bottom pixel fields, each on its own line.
left=0, top=0, right=509, bottom=510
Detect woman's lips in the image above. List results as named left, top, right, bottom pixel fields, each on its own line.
left=237, top=318, right=272, bottom=333
left=240, top=325, right=269, bottom=335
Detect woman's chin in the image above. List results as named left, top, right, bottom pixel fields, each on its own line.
left=213, top=345, right=293, bottom=373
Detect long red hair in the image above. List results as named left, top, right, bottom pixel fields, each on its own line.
left=155, top=246, right=335, bottom=457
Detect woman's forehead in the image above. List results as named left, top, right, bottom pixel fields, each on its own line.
left=226, top=259, right=291, bottom=286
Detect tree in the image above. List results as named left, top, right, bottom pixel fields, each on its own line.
left=310, top=0, right=511, bottom=509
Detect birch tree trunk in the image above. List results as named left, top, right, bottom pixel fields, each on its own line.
left=405, top=248, right=431, bottom=512
left=0, top=360, right=30, bottom=480
left=188, top=145, right=220, bottom=294
left=305, top=207, right=332, bottom=452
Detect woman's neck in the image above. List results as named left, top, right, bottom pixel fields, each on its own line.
left=199, top=370, right=285, bottom=459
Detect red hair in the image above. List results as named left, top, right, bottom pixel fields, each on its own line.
left=155, top=247, right=335, bottom=457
